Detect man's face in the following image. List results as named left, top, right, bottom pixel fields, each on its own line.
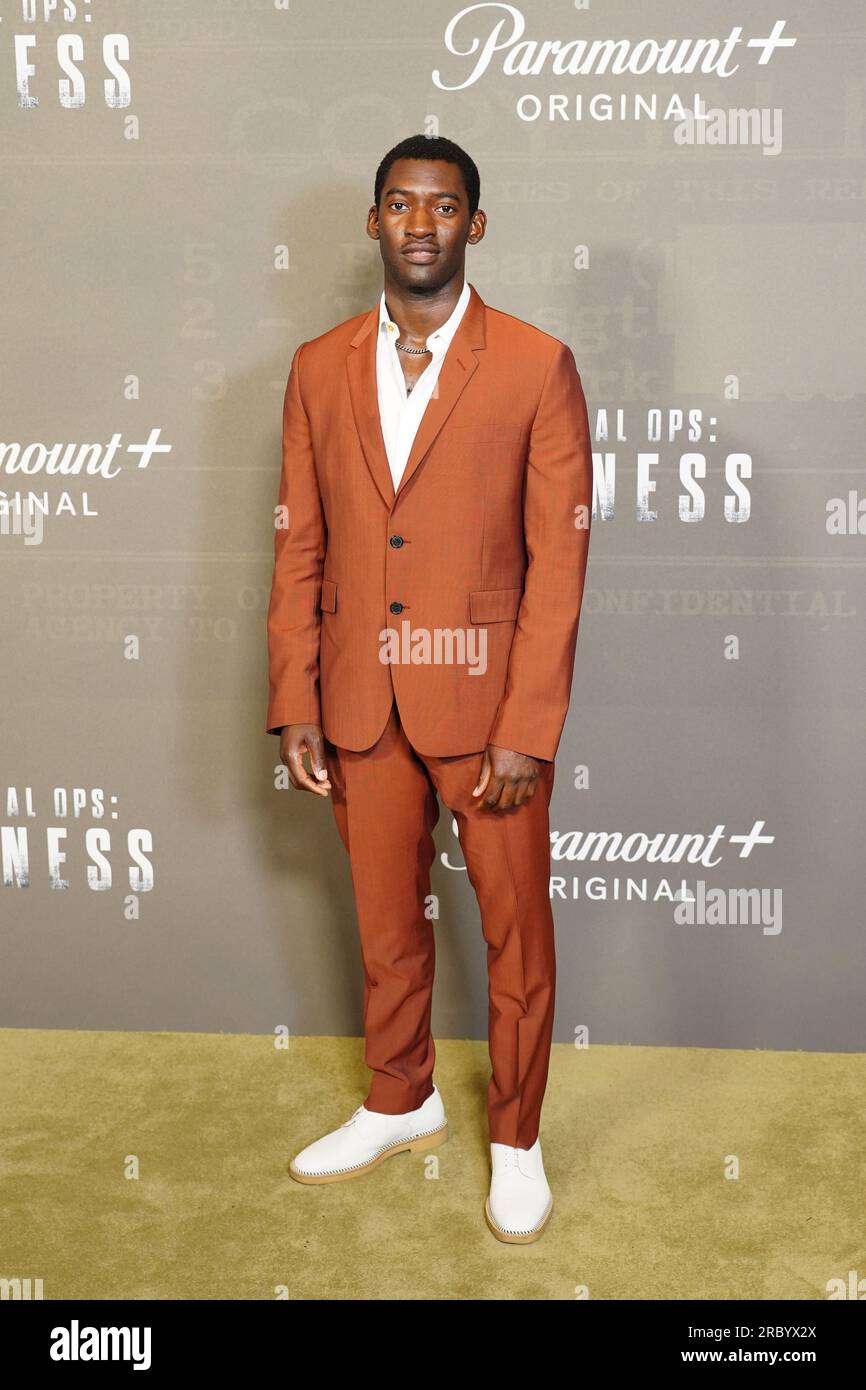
left=367, top=157, right=484, bottom=290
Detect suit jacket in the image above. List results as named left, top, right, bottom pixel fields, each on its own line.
left=266, top=282, right=592, bottom=761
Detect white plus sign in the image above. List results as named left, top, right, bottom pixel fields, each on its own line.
left=747, top=19, right=797, bottom=65
left=127, top=428, right=172, bottom=468
left=729, top=820, right=775, bottom=857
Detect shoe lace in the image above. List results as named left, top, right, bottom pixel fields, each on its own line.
left=499, top=1145, right=540, bottom=1178
left=341, top=1104, right=366, bottom=1129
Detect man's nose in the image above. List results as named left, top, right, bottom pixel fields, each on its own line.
left=406, top=215, right=436, bottom=239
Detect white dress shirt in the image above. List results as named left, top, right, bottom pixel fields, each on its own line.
left=376, top=278, right=472, bottom=492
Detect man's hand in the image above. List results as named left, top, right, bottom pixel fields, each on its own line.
left=472, top=744, right=541, bottom=811
left=279, top=724, right=331, bottom=796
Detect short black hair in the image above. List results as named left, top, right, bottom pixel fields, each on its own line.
left=374, top=134, right=480, bottom=218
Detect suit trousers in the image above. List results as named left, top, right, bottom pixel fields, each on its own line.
left=326, top=697, right=557, bottom=1149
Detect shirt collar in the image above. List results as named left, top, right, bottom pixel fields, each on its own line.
left=379, top=278, right=472, bottom=351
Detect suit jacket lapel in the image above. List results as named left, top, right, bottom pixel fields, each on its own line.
left=345, top=307, right=393, bottom=507
left=345, top=282, right=487, bottom=511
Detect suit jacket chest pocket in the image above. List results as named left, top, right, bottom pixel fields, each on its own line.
left=449, top=422, right=523, bottom=444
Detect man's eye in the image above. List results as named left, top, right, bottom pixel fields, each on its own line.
left=437, top=205, right=456, bottom=214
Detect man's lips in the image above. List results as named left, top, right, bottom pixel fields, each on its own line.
left=402, top=246, right=439, bottom=261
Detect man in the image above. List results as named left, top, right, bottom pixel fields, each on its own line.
left=266, top=134, right=592, bottom=1243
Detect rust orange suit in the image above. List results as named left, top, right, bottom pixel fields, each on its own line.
left=267, top=283, right=592, bottom=1147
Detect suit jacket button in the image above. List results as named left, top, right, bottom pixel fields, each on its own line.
left=389, top=601, right=404, bottom=614
left=389, top=535, right=404, bottom=548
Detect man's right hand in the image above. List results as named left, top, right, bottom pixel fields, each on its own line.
left=279, top=724, right=331, bottom=796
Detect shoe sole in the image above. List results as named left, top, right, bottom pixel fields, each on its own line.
left=484, top=1194, right=553, bottom=1244
left=288, top=1123, right=449, bottom=1185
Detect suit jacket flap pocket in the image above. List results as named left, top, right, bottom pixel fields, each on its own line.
left=320, top=579, right=337, bottom=613
left=469, top=587, right=523, bottom=623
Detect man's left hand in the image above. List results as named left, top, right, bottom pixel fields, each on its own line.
left=472, top=744, right=542, bottom=811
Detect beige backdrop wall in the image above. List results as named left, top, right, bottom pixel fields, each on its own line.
left=2, top=1, right=864, bottom=1050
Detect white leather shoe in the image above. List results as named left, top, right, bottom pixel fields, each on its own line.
left=289, top=1085, right=448, bottom=1184
left=484, top=1137, right=553, bottom=1243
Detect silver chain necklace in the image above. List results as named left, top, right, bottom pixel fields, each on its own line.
left=396, top=340, right=430, bottom=355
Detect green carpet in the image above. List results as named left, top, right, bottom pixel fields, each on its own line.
left=1, top=1029, right=863, bottom=1300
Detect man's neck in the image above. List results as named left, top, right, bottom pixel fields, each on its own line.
left=382, top=273, right=465, bottom=341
